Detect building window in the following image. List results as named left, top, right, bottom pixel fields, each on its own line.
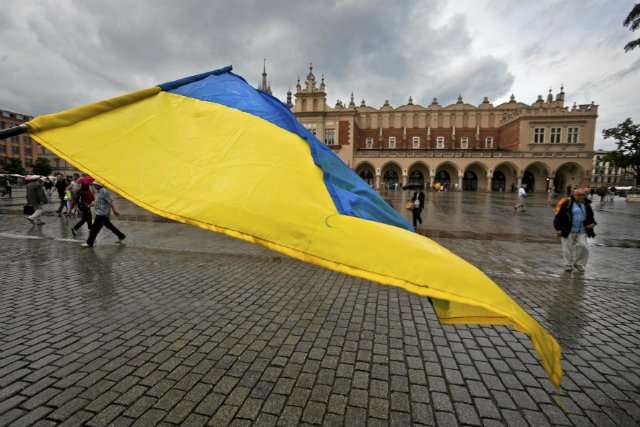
left=436, top=137, right=444, bottom=149
left=324, top=129, right=335, bottom=145
left=550, top=127, right=561, bottom=143
left=534, top=128, right=545, bottom=143
left=388, top=137, right=396, bottom=149
left=567, top=127, right=578, bottom=143
left=366, top=137, right=373, bottom=149
left=460, top=137, right=468, bottom=149
left=25, top=159, right=33, bottom=167
left=485, top=137, right=493, bottom=149
left=0, top=142, right=5, bottom=152
left=12, top=145, right=19, bottom=154
left=412, top=136, right=420, bottom=149
left=304, top=124, right=316, bottom=136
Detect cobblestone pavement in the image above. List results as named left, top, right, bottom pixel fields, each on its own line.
left=1, top=190, right=639, bottom=426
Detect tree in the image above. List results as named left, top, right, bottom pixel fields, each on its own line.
left=624, top=3, right=640, bottom=52
left=1, top=157, right=26, bottom=175
left=602, top=118, right=640, bottom=186
left=32, top=157, right=52, bottom=176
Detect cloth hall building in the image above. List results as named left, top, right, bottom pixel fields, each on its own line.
left=289, top=65, right=597, bottom=193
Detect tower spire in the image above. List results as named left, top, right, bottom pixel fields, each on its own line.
left=258, top=58, right=272, bottom=94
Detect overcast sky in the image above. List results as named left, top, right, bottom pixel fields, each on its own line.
left=1, top=0, right=638, bottom=150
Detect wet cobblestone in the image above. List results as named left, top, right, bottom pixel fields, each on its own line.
left=0, top=190, right=639, bottom=426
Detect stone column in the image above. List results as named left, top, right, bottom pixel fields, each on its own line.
left=457, top=175, right=463, bottom=191
left=375, top=169, right=381, bottom=190
left=486, top=175, right=493, bottom=192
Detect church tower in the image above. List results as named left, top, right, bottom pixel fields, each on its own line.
left=258, top=59, right=272, bottom=94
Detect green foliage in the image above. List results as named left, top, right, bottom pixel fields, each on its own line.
left=624, top=3, right=640, bottom=52
left=1, top=157, right=26, bottom=175
left=602, top=118, right=640, bottom=185
left=32, top=157, right=52, bottom=176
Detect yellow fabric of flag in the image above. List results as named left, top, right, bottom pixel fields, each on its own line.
left=25, top=68, right=562, bottom=387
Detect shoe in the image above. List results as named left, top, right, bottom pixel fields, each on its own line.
left=37, top=222, right=45, bottom=225
left=564, top=265, right=573, bottom=272
left=574, top=265, right=585, bottom=272
left=117, top=235, right=126, bottom=244
left=57, top=212, right=61, bottom=217
left=27, top=217, right=35, bottom=224
left=80, top=243, right=91, bottom=248
left=70, top=227, right=77, bottom=237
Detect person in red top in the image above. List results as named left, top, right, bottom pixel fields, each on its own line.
left=70, top=184, right=95, bottom=236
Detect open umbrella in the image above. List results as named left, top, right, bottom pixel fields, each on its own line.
left=77, top=176, right=95, bottom=185
left=402, top=183, right=424, bottom=190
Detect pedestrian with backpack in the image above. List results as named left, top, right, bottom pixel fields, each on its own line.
left=70, top=183, right=94, bottom=236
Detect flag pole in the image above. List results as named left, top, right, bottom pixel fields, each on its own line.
left=0, top=124, right=29, bottom=139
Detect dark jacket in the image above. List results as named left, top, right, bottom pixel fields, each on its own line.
left=553, top=197, right=596, bottom=238
left=411, top=191, right=425, bottom=209
left=26, top=181, right=47, bottom=206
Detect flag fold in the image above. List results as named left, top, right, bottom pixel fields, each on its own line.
left=26, top=66, right=562, bottom=387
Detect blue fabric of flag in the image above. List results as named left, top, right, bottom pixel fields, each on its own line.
left=159, top=67, right=412, bottom=231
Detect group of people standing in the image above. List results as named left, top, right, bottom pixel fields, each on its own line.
left=25, top=173, right=126, bottom=248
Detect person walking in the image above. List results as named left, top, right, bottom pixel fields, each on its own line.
left=25, top=176, right=48, bottom=225
left=514, top=185, right=527, bottom=212
left=54, top=173, right=68, bottom=216
left=553, top=188, right=596, bottom=272
left=70, top=183, right=94, bottom=236
left=81, top=182, right=126, bottom=247
left=411, top=189, right=425, bottom=229
left=547, top=186, right=555, bottom=204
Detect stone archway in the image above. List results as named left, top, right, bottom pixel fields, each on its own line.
left=462, top=171, right=477, bottom=191
left=493, top=162, right=518, bottom=192
left=435, top=162, right=458, bottom=191
left=492, top=171, right=506, bottom=191
left=408, top=162, right=429, bottom=188
left=555, top=162, right=585, bottom=196
left=356, top=163, right=376, bottom=186
left=523, top=162, right=550, bottom=193
left=381, top=162, right=402, bottom=190
left=464, top=162, right=488, bottom=192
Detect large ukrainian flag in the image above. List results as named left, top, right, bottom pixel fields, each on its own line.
left=25, top=66, right=562, bottom=386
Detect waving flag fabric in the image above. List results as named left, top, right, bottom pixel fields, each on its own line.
left=25, top=66, right=562, bottom=386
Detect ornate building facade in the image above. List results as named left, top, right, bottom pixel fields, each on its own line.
left=0, top=106, right=79, bottom=176
left=291, top=65, right=598, bottom=193
left=590, top=149, right=635, bottom=187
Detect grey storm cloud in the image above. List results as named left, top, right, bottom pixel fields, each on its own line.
left=0, top=0, right=513, bottom=115
left=0, top=0, right=637, bottom=151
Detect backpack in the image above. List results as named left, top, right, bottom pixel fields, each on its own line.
left=555, top=196, right=568, bottom=214
left=76, top=191, right=89, bottom=211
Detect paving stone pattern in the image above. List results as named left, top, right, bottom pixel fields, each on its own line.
left=0, top=190, right=639, bottom=426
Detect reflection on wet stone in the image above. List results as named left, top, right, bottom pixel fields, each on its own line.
left=0, top=190, right=639, bottom=426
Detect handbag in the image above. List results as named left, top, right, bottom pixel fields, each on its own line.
left=405, top=201, right=414, bottom=210
left=23, top=204, right=35, bottom=215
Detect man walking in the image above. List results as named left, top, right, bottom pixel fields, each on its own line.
left=54, top=173, right=68, bottom=216
left=514, top=185, right=527, bottom=212
left=25, top=176, right=47, bottom=225
left=553, top=188, right=596, bottom=272
left=81, top=182, right=126, bottom=247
